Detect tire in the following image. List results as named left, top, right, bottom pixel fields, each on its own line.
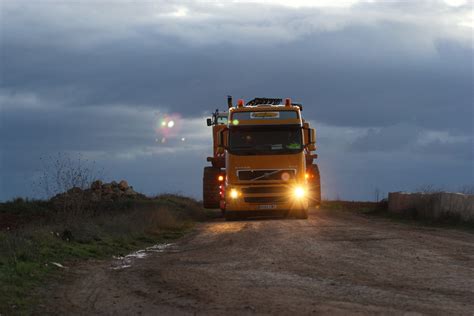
left=224, top=211, right=239, bottom=221
left=203, top=167, right=221, bottom=209
left=307, top=164, right=321, bottom=207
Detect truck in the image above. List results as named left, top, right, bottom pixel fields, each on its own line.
left=203, top=96, right=320, bottom=220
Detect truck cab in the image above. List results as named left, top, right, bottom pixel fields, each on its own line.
left=203, top=97, right=320, bottom=220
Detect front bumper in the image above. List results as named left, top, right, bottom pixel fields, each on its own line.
left=224, top=184, right=309, bottom=212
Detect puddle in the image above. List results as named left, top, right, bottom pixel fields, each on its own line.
left=146, top=243, right=174, bottom=253
left=111, top=243, right=173, bottom=270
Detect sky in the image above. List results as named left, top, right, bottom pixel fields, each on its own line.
left=0, top=0, right=473, bottom=201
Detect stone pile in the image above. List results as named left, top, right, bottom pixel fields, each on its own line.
left=51, top=180, right=146, bottom=204
left=88, top=180, right=146, bottom=201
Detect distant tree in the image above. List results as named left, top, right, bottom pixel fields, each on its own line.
left=458, top=185, right=474, bottom=194
left=374, top=187, right=380, bottom=202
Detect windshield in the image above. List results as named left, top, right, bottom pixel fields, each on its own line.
left=217, top=115, right=228, bottom=125
left=229, top=125, right=303, bottom=155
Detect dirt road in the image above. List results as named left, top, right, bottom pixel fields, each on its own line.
left=42, top=209, right=474, bottom=315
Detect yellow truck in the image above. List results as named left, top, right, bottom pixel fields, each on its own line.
left=203, top=97, right=320, bottom=220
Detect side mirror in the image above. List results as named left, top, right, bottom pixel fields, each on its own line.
left=206, top=118, right=212, bottom=126
left=309, top=128, right=316, bottom=144
left=307, top=128, right=316, bottom=151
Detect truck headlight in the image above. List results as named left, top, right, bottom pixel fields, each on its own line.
left=230, top=188, right=239, bottom=199
left=294, top=186, right=305, bottom=199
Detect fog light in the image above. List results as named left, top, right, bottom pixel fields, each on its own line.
left=294, top=186, right=305, bottom=199
left=230, top=189, right=239, bottom=199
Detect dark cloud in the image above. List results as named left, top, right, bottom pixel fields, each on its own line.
left=348, top=124, right=420, bottom=152
left=0, top=0, right=472, bottom=200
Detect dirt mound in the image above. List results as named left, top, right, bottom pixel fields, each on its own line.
left=50, top=180, right=147, bottom=209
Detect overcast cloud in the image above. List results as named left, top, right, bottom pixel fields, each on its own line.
left=0, top=0, right=472, bottom=200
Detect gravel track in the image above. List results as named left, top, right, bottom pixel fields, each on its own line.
left=41, top=209, right=474, bottom=315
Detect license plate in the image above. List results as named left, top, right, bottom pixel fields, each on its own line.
left=258, top=204, right=276, bottom=209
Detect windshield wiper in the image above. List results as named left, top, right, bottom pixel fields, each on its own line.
left=231, top=145, right=253, bottom=149
left=255, top=144, right=275, bottom=150
left=250, top=169, right=281, bottom=181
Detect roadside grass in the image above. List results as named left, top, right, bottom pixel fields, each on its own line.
left=321, top=200, right=384, bottom=213
left=0, top=195, right=207, bottom=315
left=322, top=200, right=474, bottom=231
left=362, top=207, right=474, bottom=231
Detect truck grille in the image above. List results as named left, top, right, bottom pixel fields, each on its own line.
left=238, top=169, right=296, bottom=181
left=241, top=186, right=288, bottom=194
left=244, top=196, right=289, bottom=204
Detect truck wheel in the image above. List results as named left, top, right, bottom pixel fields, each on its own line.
left=307, top=164, right=321, bottom=207
left=203, top=167, right=221, bottom=209
left=224, top=211, right=238, bottom=221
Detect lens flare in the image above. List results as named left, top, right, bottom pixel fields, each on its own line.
left=154, top=112, right=183, bottom=144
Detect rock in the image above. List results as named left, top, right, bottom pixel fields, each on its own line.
left=91, top=180, right=103, bottom=190
left=118, top=180, right=129, bottom=191
left=67, top=187, right=82, bottom=194
left=101, top=184, right=113, bottom=193
left=124, top=188, right=137, bottom=196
